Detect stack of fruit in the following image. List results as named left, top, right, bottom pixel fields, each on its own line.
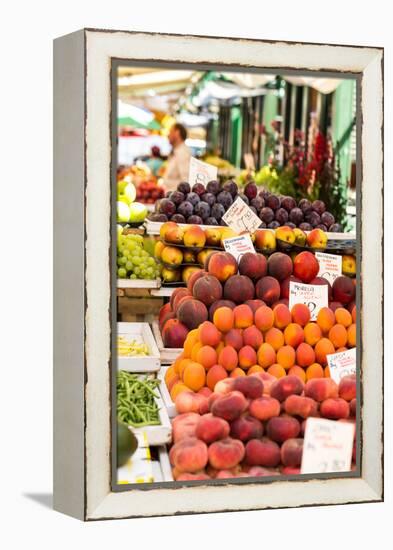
left=164, top=299, right=356, bottom=397
left=135, top=180, right=166, bottom=204
left=158, top=250, right=356, bottom=349
left=168, top=372, right=356, bottom=480
left=154, top=221, right=234, bottom=285
left=117, top=232, right=161, bottom=280
left=148, top=179, right=340, bottom=231
left=117, top=180, right=148, bottom=225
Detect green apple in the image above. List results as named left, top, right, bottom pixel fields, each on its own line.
left=129, top=202, right=147, bottom=224
left=117, top=180, right=128, bottom=194
left=117, top=201, right=130, bottom=223
left=118, top=194, right=131, bottom=205
left=123, top=182, right=136, bottom=204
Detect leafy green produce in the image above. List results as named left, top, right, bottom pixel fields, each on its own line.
left=117, top=371, right=161, bottom=427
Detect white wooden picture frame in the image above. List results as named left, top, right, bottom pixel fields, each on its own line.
left=53, top=29, right=383, bottom=521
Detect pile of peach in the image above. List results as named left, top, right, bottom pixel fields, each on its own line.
left=165, top=302, right=356, bottom=399
left=169, top=373, right=356, bottom=480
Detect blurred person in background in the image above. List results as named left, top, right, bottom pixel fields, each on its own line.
left=163, top=123, right=191, bottom=191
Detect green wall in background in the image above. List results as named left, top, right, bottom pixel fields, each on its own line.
left=332, top=79, right=356, bottom=195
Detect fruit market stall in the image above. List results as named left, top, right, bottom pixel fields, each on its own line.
left=116, top=178, right=357, bottom=484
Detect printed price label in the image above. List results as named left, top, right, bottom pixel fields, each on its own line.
left=223, top=234, right=255, bottom=263
left=222, top=196, right=262, bottom=234
left=327, top=347, right=356, bottom=384
left=301, top=417, right=355, bottom=474
left=188, top=157, right=218, bottom=187
left=316, top=252, right=342, bottom=285
left=288, top=281, right=328, bottom=321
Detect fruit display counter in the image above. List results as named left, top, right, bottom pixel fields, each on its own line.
left=117, top=230, right=358, bottom=483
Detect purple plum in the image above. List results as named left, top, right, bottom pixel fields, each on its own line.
left=177, top=182, right=191, bottom=195
left=177, top=201, right=194, bottom=218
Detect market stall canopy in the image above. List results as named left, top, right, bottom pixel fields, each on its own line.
left=118, top=101, right=160, bottom=130
left=118, top=67, right=346, bottom=118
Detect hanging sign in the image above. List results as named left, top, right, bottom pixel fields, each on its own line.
left=288, top=281, right=329, bottom=321
left=222, top=196, right=262, bottom=234
left=301, top=417, right=355, bottom=474
left=188, top=157, right=218, bottom=187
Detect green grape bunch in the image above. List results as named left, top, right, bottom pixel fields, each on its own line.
left=117, top=233, right=161, bottom=280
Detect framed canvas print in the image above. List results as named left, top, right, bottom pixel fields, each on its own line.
left=53, top=29, right=383, bottom=521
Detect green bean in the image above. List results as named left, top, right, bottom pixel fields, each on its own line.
left=116, top=371, right=161, bottom=427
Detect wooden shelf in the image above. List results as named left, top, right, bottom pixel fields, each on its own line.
left=117, top=279, right=161, bottom=289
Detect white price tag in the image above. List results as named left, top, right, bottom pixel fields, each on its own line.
left=288, top=281, right=328, bottom=321
left=316, top=252, right=342, bottom=285
left=223, top=234, right=255, bottom=263
left=188, top=157, right=218, bottom=187
left=222, top=196, right=262, bottom=234
left=327, top=348, right=356, bottom=384
left=301, top=417, right=355, bottom=474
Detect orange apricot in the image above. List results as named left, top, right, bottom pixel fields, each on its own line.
left=334, top=308, right=352, bottom=328
left=247, top=365, right=265, bottom=375
left=305, top=362, right=324, bottom=380
left=206, top=364, right=227, bottom=391
left=314, top=338, right=335, bottom=366
left=170, top=382, right=192, bottom=400
left=183, top=362, right=206, bottom=391
left=199, top=321, right=221, bottom=347
left=288, top=365, right=307, bottom=383
left=257, top=343, right=276, bottom=368
left=191, top=342, right=204, bottom=362
left=267, top=364, right=286, bottom=378
left=304, top=322, right=322, bottom=346
left=291, top=303, right=311, bottom=326
left=218, top=346, right=239, bottom=372
left=273, top=304, right=292, bottom=329
left=276, top=345, right=296, bottom=369
left=178, top=358, right=193, bottom=379
left=317, top=307, right=335, bottom=333
left=213, top=307, right=235, bottom=333
left=254, top=306, right=274, bottom=332
left=265, top=327, right=285, bottom=351
left=296, top=342, right=316, bottom=367
left=196, top=345, right=218, bottom=369
left=329, top=324, right=348, bottom=349
left=347, top=323, right=356, bottom=347
left=284, top=323, right=305, bottom=348
left=234, top=304, right=254, bottom=329
left=230, top=367, right=247, bottom=378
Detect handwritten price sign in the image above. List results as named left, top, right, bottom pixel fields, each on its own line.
left=315, top=252, right=342, bottom=285
left=327, top=348, right=356, bottom=384
left=223, top=234, right=255, bottom=263
left=301, top=417, right=355, bottom=474
left=222, top=197, right=262, bottom=234
left=188, top=157, right=218, bottom=188
left=288, top=281, right=329, bottom=320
